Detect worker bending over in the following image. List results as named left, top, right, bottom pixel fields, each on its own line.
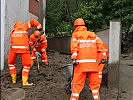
left=70, top=18, right=107, bottom=100
left=29, top=30, right=48, bottom=66
left=8, top=19, right=42, bottom=86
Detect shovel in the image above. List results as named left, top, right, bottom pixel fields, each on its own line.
left=60, top=64, right=74, bottom=94
left=60, top=60, right=78, bottom=80
left=60, top=64, right=74, bottom=80
left=36, top=54, right=40, bottom=73
left=35, top=52, right=42, bottom=73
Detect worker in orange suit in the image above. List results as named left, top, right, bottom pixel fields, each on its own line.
left=97, top=43, right=109, bottom=88
left=29, top=30, right=48, bottom=66
left=8, top=19, right=42, bottom=86
left=70, top=18, right=107, bottom=100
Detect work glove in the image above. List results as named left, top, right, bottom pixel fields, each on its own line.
left=100, top=59, right=107, bottom=64
left=35, top=52, right=41, bottom=57
left=71, top=54, right=77, bottom=60
left=72, top=59, right=79, bottom=65
left=38, top=28, right=45, bottom=35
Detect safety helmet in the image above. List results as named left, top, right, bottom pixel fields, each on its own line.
left=14, top=21, right=22, bottom=28
left=74, top=18, right=85, bottom=28
left=34, top=31, right=41, bottom=38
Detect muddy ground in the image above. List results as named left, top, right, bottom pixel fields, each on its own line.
left=1, top=51, right=132, bottom=100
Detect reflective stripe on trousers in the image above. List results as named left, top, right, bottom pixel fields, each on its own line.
left=92, top=90, right=100, bottom=100
left=70, top=93, right=79, bottom=100
left=42, top=60, right=47, bottom=62
left=23, top=66, right=30, bottom=73
left=8, top=64, right=15, bottom=70
left=98, top=72, right=102, bottom=78
left=8, top=64, right=16, bottom=74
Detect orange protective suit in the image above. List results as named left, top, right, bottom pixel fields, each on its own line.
left=29, top=34, right=48, bottom=65
left=8, top=19, right=42, bottom=85
left=70, top=26, right=106, bottom=100
left=97, top=43, right=109, bottom=87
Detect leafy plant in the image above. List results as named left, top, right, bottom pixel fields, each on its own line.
left=46, top=0, right=133, bottom=53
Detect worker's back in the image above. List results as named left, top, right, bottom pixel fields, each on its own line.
left=71, top=26, right=106, bottom=72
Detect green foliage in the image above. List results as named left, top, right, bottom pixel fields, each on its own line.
left=73, top=1, right=108, bottom=31
left=111, top=0, right=133, bottom=53
left=46, top=0, right=65, bottom=36
left=46, top=0, right=133, bottom=52
left=56, top=21, right=73, bottom=36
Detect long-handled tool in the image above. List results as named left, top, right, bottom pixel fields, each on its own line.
left=35, top=52, right=41, bottom=73
left=60, top=60, right=79, bottom=93
left=36, top=54, right=40, bottom=73
left=30, top=30, right=45, bottom=73
left=59, top=64, right=73, bottom=95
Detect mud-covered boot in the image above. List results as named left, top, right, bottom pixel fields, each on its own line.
left=11, top=74, right=16, bottom=83
left=22, top=76, right=33, bottom=86
left=44, top=62, right=48, bottom=65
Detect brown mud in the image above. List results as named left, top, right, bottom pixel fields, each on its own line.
left=1, top=51, right=132, bottom=100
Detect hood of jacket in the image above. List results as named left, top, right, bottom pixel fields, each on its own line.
left=73, top=26, right=87, bottom=33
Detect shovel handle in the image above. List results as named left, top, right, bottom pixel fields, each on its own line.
left=36, top=56, right=40, bottom=73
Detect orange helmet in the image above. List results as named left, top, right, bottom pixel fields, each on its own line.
left=34, top=31, right=41, bottom=38
left=74, top=18, right=85, bottom=28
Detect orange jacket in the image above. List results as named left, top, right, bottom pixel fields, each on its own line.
left=97, top=43, right=109, bottom=61
left=10, top=19, right=42, bottom=53
left=71, top=26, right=106, bottom=72
left=29, top=34, right=47, bottom=52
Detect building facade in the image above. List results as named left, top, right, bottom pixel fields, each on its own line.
left=1, top=0, right=38, bottom=70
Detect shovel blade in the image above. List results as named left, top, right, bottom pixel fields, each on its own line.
left=60, top=64, right=73, bottom=80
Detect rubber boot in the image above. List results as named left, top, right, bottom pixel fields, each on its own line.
left=11, top=74, right=16, bottom=83
left=44, top=62, right=48, bottom=65
left=22, top=76, right=33, bottom=86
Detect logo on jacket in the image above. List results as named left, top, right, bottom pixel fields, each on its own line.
left=11, top=33, right=22, bottom=37
left=79, top=42, right=94, bottom=48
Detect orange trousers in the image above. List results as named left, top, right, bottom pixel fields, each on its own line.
left=98, top=64, right=105, bottom=86
left=70, top=72, right=100, bottom=100
left=8, top=49, right=31, bottom=77
left=31, top=48, right=48, bottom=64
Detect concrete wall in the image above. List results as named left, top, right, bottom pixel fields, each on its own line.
left=1, top=0, right=6, bottom=70
left=108, top=21, right=121, bottom=89
left=3, top=0, right=37, bottom=69
left=96, top=29, right=109, bottom=46
left=47, top=36, right=71, bottom=54
left=47, top=29, right=109, bottom=54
